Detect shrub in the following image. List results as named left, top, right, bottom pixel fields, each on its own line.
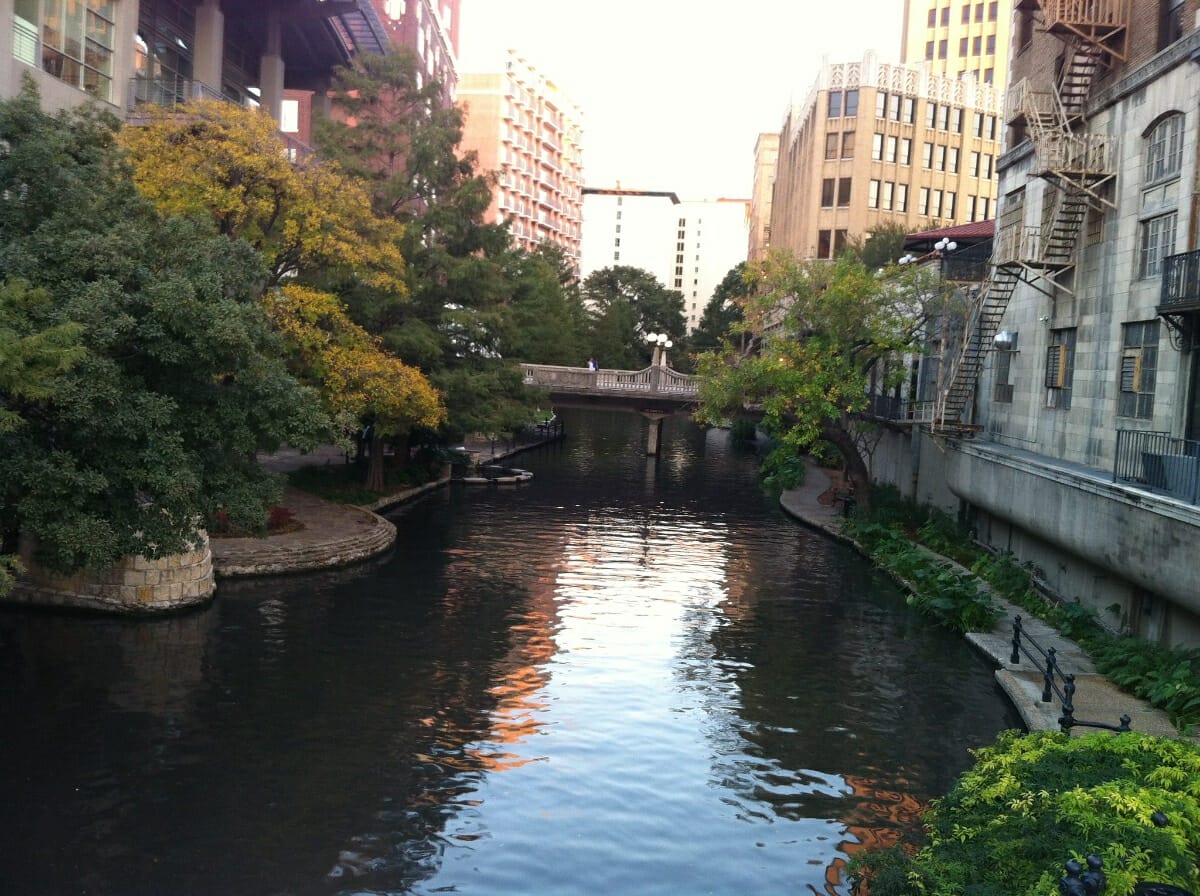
left=850, top=730, right=1200, bottom=896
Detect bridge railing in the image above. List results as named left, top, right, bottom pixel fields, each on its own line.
left=520, top=363, right=699, bottom=397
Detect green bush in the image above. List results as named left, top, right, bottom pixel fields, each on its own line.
left=850, top=730, right=1200, bottom=896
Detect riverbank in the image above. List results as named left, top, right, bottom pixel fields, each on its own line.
left=211, top=437, right=552, bottom=578
left=779, top=462, right=1186, bottom=739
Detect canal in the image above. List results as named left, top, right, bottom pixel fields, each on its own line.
left=0, top=410, right=1020, bottom=895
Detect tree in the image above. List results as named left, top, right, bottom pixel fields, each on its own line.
left=313, top=51, right=540, bottom=441
left=266, top=284, right=445, bottom=491
left=500, top=245, right=588, bottom=366
left=846, top=222, right=913, bottom=271
left=0, top=79, right=325, bottom=575
left=120, top=99, right=407, bottom=293
left=581, top=266, right=686, bottom=369
left=689, top=263, right=749, bottom=356
left=694, top=251, right=943, bottom=506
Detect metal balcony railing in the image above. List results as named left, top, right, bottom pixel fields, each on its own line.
left=1161, top=250, right=1200, bottom=311
left=1113, top=428, right=1200, bottom=504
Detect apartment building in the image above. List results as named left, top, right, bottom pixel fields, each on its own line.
left=871, top=0, right=1200, bottom=646
left=673, top=198, right=751, bottom=331
left=900, top=0, right=1013, bottom=90
left=458, top=52, right=585, bottom=265
left=748, top=132, right=779, bottom=262
left=374, top=0, right=460, bottom=99
left=768, top=52, right=1003, bottom=261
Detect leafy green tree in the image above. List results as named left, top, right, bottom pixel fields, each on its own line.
left=314, top=51, right=540, bottom=440
left=581, top=266, right=686, bottom=369
left=689, top=263, right=749, bottom=356
left=694, top=250, right=942, bottom=507
left=0, top=79, right=325, bottom=575
left=846, top=221, right=914, bottom=271
left=501, top=245, right=588, bottom=366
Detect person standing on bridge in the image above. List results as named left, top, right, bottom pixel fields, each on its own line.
left=587, top=357, right=597, bottom=371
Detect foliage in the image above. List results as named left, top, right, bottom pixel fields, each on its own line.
left=695, top=251, right=944, bottom=508
left=849, top=730, right=1200, bottom=896
left=728, top=418, right=758, bottom=447
left=314, top=50, right=542, bottom=439
left=286, top=454, right=443, bottom=506
left=0, top=79, right=324, bottom=573
left=500, top=245, right=588, bottom=365
left=581, top=265, right=687, bottom=369
left=845, top=221, right=913, bottom=271
left=120, top=99, right=407, bottom=292
left=689, top=263, right=749, bottom=356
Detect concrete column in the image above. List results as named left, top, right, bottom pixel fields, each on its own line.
left=643, top=413, right=667, bottom=456
left=193, top=0, right=224, bottom=95
left=258, top=5, right=285, bottom=122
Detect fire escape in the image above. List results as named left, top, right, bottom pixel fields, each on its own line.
left=923, top=0, right=1128, bottom=433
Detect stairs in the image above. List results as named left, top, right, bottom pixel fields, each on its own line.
left=933, top=265, right=1021, bottom=429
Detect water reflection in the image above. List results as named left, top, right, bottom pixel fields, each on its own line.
left=0, top=410, right=1019, bottom=896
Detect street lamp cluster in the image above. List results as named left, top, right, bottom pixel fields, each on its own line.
left=898, top=237, right=958, bottom=267
left=646, top=332, right=673, bottom=368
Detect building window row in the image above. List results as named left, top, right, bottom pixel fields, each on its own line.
left=827, top=89, right=860, bottom=119
left=821, top=177, right=853, bottom=208
left=824, top=130, right=856, bottom=160
left=922, top=141, right=961, bottom=173
left=817, top=229, right=849, bottom=259
left=868, top=179, right=910, bottom=212
left=874, top=91, right=917, bottom=123
left=930, top=1, right=998, bottom=26
left=872, top=133, right=914, bottom=165
left=917, top=187, right=957, bottom=219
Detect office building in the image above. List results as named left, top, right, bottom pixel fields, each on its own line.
left=900, top=0, right=1013, bottom=90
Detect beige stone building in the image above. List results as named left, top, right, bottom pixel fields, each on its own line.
left=769, top=52, right=1003, bottom=261
left=900, top=0, right=1013, bottom=90
left=458, top=52, right=585, bottom=266
left=748, top=132, right=779, bottom=262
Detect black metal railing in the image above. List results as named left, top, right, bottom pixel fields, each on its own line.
left=1113, top=428, right=1200, bottom=504
left=1010, top=616, right=1132, bottom=734
left=1161, top=249, right=1200, bottom=310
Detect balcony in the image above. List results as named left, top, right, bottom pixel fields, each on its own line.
left=1114, top=429, right=1200, bottom=505
left=1161, top=250, right=1200, bottom=312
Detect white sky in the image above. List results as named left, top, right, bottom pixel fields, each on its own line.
left=457, top=0, right=906, bottom=201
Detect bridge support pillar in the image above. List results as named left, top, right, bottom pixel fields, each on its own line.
left=642, top=412, right=669, bottom=456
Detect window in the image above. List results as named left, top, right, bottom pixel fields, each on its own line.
left=828, top=91, right=843, bottom=118
left=931, top=189, right=943, bottom=217
left=973, top=35, right=982, bottom=55
left=818, top=229, right=848, bottom=259
left=881, top=181, right=894, bottom=211
left=935, top=144, right=947, bottom=170
left=941, top=5, right=950, bottom=25
left=837, top=177, right=852, bottom=206
left=984, top=68, right=994, bottom=84
left=979, top=196, right=990, bottom=218
left=987, top=115, right=997, bottom=140
left=967, top=195, right=977, bottom=221
left=872, top=132, right=884, bottom=161
left=875, top=92, right=888, bottom=118
left=951, top=108, right=963, bottom=133
left=973, top=112, right=984, bottom=137
left=926, top=40, right=935, bottom=60
left=839, top=89, right=858, bottom=117
left=896, top=183, right=909, bottom=212
left=988, top=0, right=997, bottom=20
left=841, top=131, right=855, bottom=158
left=1145, top=114, right=1184, bottom=183
left=903, top=97, right=916, bottom=123
left=928, top=5, right=938, bottom=26
left=885, top=135, right=897, bottom=163
left=962, top=3, right=971, bottom=23
left=1045, top=328, right=1076, bottom=409
left=825, top=132, right=840, bottom=160
left=821, top=178, right=835, bottom=207
left=945, top=191, right=956, bottom=218
left=869, top=179, right=880, bottom=208
left=926, top=102, right=937, bottom=128
left=889, top=94, right=901, bottom=121
left=1159, top=0, right=1184, bottom=48
left=1118, top=321, right=1160, bottom=418
left=899, top=137, right=912, bottom=165
left=25, top=0, right=117, bottom=101
left=1139, top=213, right=1177, bottom=278
left=919, top=187, right=930, bottom=216
left=948, top=147, right=959, bottom=173
left=938, top=105, right=950, bottom=130
left=986, top=34, right=996, bottom=54
left=983, top=154, right=994, bottom=178
left=938, top=39, right=948, bottom=59
left=960, top=36, right=969, bottom=56
left=970, top=150, right=980, bottom=177
left=923, top=141, right=934, bottom=168
left=993, top=332, right=1017, bottom=402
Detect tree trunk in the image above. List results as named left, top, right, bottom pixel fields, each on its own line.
left=821, top=422, right=872, bottom=510
left=365, top=433, right=385, bottom=493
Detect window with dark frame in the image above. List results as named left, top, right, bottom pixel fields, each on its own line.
left=1045, top=328, right=1076, bottom=409
left=1118, top=321, right=1160, bottom=419
left=993, top=332, right=1017, bottom=402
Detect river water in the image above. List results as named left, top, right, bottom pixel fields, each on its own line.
left=0, top=410, right=1020, bottom=896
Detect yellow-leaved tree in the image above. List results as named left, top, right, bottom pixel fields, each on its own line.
left=267, top=285, right=444, bottom=492
left=120, top=99, right=406, bottom=292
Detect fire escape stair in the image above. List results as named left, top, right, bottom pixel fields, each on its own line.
left=933, top=266, right=1021, bottom=429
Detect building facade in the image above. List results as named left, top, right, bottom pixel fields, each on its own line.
left=872, top=0, right=1200, bottom=646
left=748, top=132, right=779, bottom=262
left=457, top=52, right=585, bottom=265
left=900, top=0, right=1013, bottom=90
left=768, top=52, right=1003, bottom=261
left=673, top=198, right=751, bottom=331
left=373, top=0, right=460, bottom=99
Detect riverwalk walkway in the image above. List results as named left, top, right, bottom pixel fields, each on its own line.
left=779, top=462, right=1185, bottom=739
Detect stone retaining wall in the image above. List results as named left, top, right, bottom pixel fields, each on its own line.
left=211, top=506, right=397, bottom=577
left=9, top=536, right=215, bottom=614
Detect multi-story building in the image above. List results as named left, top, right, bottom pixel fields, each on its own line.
left=580, top=189, right=749, bottom=332
left=457, top=52, right=585, bottom=265
left=3, top=0, right=390, bottom=127
left=748, top=132, right=779, bottom=262
left=768, top=52, right=1003, bottom=261
left=900, top=0, right=1013, bottom=90
left=872, top=0, right=1200, bottom=646
left=373, top=0, right=460, bottom=100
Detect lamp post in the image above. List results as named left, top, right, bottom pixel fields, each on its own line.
left=646, top=332, right=673, bottom=368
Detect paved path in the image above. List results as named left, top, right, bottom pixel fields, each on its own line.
left=780, top=461, right=1186, bottom=739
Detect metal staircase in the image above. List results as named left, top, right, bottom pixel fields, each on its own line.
left=918, top=0, right=1128, bottom=434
